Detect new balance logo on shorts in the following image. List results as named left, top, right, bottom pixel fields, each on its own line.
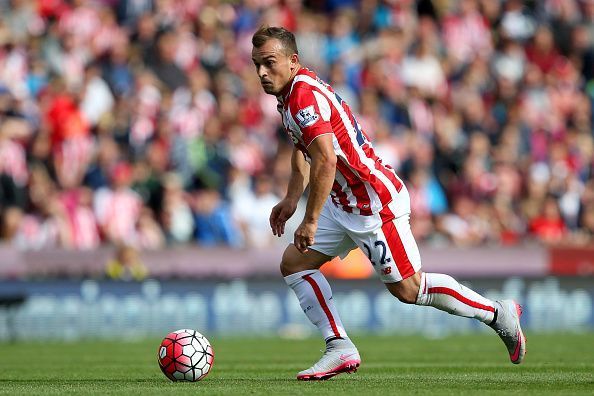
left=381, top=267, right=392, bottom=275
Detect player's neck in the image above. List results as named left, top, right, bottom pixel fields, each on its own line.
left=278, top=65, right=303, bottom=100
left=290, top=64, right=303, bottom=81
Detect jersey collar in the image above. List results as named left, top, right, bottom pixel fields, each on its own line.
left=278, top=66, right=304, bottom=104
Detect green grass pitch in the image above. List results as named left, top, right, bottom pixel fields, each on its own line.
left=1, top=333, right=593, bottom=395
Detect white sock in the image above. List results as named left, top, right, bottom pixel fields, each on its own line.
left=284, top=270, right=348, bottom=341
left=415, top=272, right=495, bottom=324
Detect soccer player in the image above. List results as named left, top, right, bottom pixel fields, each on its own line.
left=251, top=26, right=526, bottom=381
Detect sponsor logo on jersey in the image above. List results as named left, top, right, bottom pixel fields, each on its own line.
left=295, top=105, right=319, bottom=128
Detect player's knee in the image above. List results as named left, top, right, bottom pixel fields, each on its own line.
left=280, top=245, right=327, bottom=277
left=386, top=274, right=421, bottom=304
left=279, top=260, right=292, bottom=277
left=279, top=258, right=292, bottom=277
left=280, top=248, right=299, bottom=277
left=388, top=287, right=418, bottom=304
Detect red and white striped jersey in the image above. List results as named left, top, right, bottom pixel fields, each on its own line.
left=279, top=67, right=403, bottom=216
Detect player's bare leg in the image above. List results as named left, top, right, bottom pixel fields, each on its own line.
left=386, top=271, right=526, bottom=364
left=281, top=244, right=361, bottom=380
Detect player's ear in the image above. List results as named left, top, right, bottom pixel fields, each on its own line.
left=289, top=53, right=299, bottom=70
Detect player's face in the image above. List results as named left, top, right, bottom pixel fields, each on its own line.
left=252, top=38, right=297, bottom=96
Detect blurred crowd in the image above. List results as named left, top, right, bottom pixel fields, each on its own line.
left=0, top=0, right=592, bottom=252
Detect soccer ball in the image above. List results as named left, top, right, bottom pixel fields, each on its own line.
left=158, top=329, right=214, bottom=381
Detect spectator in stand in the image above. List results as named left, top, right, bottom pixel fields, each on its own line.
left=14, top=188, right=70, bottom=251
left=105, top=244, right=148, bottom=281
left=136, top=206, right=166, bottom=249
left=58, top=185, right=100, bottom=250
left=576, top=203, right=594, bottom=244
left=160, top=172, right=194, bottom=244
left=529, top=194, right=568, bottom=244
left=439, top=195, right=485, bottom=246
left=191, top=187, right=242, bottom=248
left=94, top=161, right=143, bottom=246
left=80, top=63, right=114, bottom=127
left=525, top=26, right=563, bottom=75
left=233, top=174, right=281, bottom=248
left=408, top=167, right=447, bottom=242
left=443, top=0, right=493, bottom=68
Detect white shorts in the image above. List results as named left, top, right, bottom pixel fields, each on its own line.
left=311, top=185, right=422, bottom=283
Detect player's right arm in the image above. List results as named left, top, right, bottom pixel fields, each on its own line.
left=286, top=146, right=310, bottom=202
left=270, top=147, right=310, bottom=237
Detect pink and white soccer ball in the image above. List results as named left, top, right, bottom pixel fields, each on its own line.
left=157, top=329, right=214, bottom=382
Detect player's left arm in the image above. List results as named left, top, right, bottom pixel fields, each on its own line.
left=294, top=134, right=336, bottom=253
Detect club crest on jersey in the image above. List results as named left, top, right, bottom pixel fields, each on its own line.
left=295, top=105, right=319, bottom=128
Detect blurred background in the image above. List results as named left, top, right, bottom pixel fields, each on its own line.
left=0, top=0, right=592, bottom=341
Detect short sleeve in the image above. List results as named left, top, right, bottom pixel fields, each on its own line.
left=289, top=87, right=332, bottom=147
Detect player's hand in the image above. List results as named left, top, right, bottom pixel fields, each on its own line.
left=269, top=198, right=298, bottom=237
left=294, top=220, right=317, bottom=253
